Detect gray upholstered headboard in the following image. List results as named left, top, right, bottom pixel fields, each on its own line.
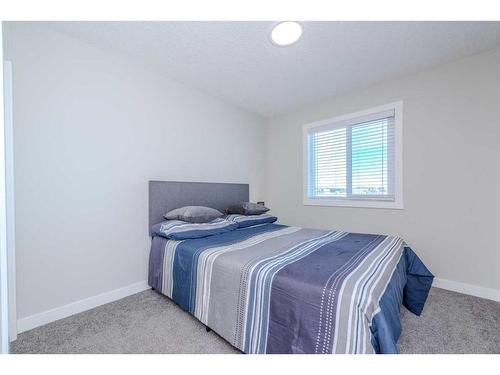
left=148, top=180, right=249, bottom=233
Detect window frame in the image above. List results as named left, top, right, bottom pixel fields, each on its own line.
left=302, top=101, right=404, bottom=209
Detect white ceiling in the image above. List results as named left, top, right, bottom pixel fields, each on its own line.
left=46, top=21, right=500, bottom=118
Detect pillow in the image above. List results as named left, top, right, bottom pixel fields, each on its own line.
left=164, top=206, right=223, bottom=223
left=152, top=218, right=237, bottom=240
left=225, top=214, right=277, bottom=228
left=226, top=202, right=270, bottom=215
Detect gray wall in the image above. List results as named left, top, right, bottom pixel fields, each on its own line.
left=4, top=23, right=266, bottom=320
left=264, top=49, right=500, bottom=292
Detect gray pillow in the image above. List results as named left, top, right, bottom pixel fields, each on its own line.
left=164, top=206, right=223, bottom=223
left=226, top=202, right=270, bottom=216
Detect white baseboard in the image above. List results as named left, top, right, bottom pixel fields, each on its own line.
left=14, top=277, right=498, bottom=335
left=17, top=280, right=151, bottom=334
left=433, top=278, right=500, bottom=302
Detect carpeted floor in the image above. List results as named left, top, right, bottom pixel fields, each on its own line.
left=11, top=287, right=500, bottom=354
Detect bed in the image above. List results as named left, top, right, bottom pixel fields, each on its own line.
left=148, top=181, right=433, bottom=354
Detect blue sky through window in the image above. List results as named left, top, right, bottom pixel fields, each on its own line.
left=351, top=120, right=388, bottom=195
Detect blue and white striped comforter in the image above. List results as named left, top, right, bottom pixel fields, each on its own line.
left=148, top=223, right=433, bottom=354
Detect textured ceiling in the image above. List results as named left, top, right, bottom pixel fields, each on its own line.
left=46, top=21, right=500, bottom=117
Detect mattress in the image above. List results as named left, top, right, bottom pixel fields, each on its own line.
left=148, top=223, right=433, bottom=354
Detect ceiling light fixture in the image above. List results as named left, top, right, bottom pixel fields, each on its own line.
left=270, top=21, right=302, bottom=47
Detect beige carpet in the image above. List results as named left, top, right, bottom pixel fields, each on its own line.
left=11, top=287, right=500, bottom=354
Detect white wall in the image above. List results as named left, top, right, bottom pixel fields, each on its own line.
left=265, top=49, right=500, bottom=295
left=0, top=22, right=10, bottom=353
left=497, top=85, right=500, bottom=292
left=4, top=22, right=266, bottom=321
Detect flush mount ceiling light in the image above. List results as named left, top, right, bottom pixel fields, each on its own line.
left=270, top=21, right=303, bottom=46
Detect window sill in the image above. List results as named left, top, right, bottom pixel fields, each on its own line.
left=303, top=197, right=404, bottom=210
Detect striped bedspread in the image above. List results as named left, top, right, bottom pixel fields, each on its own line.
left=148, top=223, right=433, bottom=354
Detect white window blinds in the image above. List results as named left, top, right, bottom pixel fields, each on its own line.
left=306, top=109, right=395, bottom=201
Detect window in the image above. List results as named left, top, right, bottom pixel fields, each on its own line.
left=303, top=102, right=403, bottom=209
